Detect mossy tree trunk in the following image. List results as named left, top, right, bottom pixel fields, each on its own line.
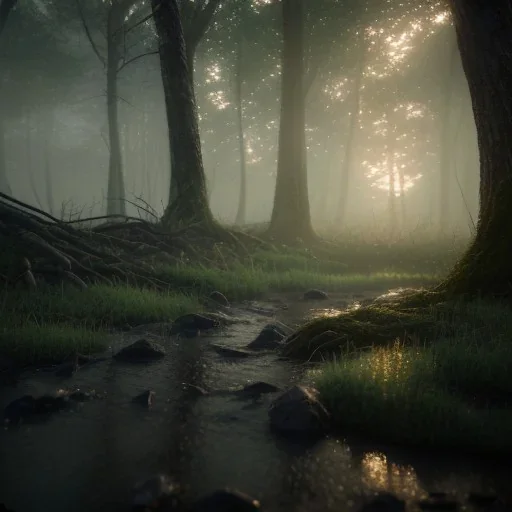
left=152, top=0, right=213, bottom=227
left=438, top=0, right=512, bottom=297
left=267, top=0, right=316, bottom=243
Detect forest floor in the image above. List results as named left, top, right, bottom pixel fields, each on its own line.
left=2, top=204, right=510, bottom=454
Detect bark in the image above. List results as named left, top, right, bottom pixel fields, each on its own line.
left=336, top=28, right=365, bottom=227
left=267, top=0, right=315, bottom=243
left=234, top=33, right=247, bottom=226
left=152, top=0, right=213, bottom=226
left=387, top=123, right=397, bottom=235
left=0, top=115, right=10, bottom=196
left=438, top=27, right=458, bottom=233
left=105, top=1, right=127, bottom=218
left=438, top=0, right=512, bottom=297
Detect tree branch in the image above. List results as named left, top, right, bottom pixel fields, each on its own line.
left=186, top=0, right=222, bottom=51
left=117, top=49, right=159, bottom=73
left=124, top=9, right=155, bottom=36
left=75, top=0, right=106, bottom=67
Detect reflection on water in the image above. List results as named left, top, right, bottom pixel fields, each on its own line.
left=361, top=451, right=420, bottom=499
left=0, top=294, right=511, bottom=511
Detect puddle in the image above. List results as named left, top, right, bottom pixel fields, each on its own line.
left=0, top=291, right=511, bottom=511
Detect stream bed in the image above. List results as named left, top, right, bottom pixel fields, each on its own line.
left=0, top=290, right=511, bottom=511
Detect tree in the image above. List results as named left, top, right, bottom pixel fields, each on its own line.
left=267, top=0, right=315, bottom=243
left=0, top=0, right=16, bottom=195
left=152, top=0, right=213, bottom=226
left=76, top=0, right=156, bottom=218
left=438, top=0, right=512, bottom=297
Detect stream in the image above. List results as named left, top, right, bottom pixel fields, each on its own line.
left=0, top=290, right=511, bottom=512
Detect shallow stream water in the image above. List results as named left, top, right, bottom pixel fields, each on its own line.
left=0, top=291, right=510, bottom=511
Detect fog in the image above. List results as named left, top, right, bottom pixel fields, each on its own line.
left=0, top=0, right=479, bottom=236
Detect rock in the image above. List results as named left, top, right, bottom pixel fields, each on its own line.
left=132, top=474, right=182, bottom=510
left=360, top=492, right=405, bottom=512
left=169, top=313, right=220, bottom=336
left=68, top=390, right=96, bottom=402
left=209, top=291, right=229, bottom=306
left=268, top=385, right=330, bottom=434
left=211, top=344, right=254, bottom=358
left=303, top=289, right=329, bottom=300
left=191, top=489, right=260, bottom=512
left=247, top=325, right=286, bottom=350
left=132, top=390, right=156, bottom=408
left=4, top=395, right=36, bottom=424
left=113, top=339, right=166, bottom=363
left=235, top=382, right=281, bottom=399
left=4, top=394, right=71, bottom=424
left=55, top=359, right=79, bottom=378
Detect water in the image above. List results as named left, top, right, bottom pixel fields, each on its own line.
left=0, top=292, right=510, bottom=511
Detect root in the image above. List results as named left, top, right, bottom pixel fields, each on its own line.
left=0, top=193, right=270, bottom=291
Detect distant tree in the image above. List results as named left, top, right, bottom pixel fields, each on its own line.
left=439, top=0, right=512, bottom=297
left=0, top=0, right=16, bottom=195
left=267, top=0, right=316, bottom=243
left=151, top=0, right=213, bottom=226
left=76, top=0, right=157, bottom=218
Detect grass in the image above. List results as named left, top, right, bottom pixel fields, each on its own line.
left=311, top=299, right=512, bottom=455
left=0, top=234, right=462, bottom=367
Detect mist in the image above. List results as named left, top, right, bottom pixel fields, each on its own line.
left=0, top=0, right=479, bottom=236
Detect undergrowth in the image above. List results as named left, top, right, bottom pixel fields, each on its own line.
left=312, top=299, right=512, bottom=455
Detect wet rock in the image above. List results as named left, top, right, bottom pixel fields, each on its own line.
left=303, top=289, right=329, bottom=300
left=209, top=291, right=229, bottom=307
left=418, top=496, right=459, bottom=510
left=113, top=339, right=166, bottom=363
left=247, top=325, right=286, bottom=350
left=68, top=390, right=96, bottom=402
left=235, top=382, right=281, bottom=399
left=211, top=344, right=255, bottom=358
left=169, top=313, right=220, bottom=336
left=467, top=493, right=497, bottom=508
left=191, top=489, right=260, bottom=512
left=132, top=390, right=156, bottom=408
left=360, top=492, right=405, bottom=512
left=268, top=385, right=330, bottom=434
left=55, top=359, right=79, bottom=378
left=132, top=474, right=182, bottom=510
left=4, top=394, right=70, bottom=424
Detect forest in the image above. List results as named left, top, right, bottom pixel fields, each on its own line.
left=1, top=0, right=512, bottom=511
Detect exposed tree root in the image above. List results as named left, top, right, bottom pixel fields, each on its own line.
left=0, top=193, right=273, bottom=292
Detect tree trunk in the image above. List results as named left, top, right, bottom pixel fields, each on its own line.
left=336, top=28, right=365, bottom=228
left=42, top=110, right=55, bottom=216
left=267, top=0, right=315, bottom=243
left=152, top=0, right=213, bottom=227
left=438, top=27, right=458, bottom=233
left=438, top=0, right=512, bottom=297
left=387, top=123, right=397, bottom=235
left=0, top=115, right=11, bottom=196
left=105, top=2, right=126, bottom=218
left=234, top=33, right=247, bottom=227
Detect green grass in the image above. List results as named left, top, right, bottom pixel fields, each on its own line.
left=0, top=235, right=457, bottom=367
left=0, top=323, right=106, bottom=366
left=313, top=299, right=512, bottom=455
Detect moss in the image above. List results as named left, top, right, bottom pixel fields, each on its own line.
left=309, top=298, right=512, bottom=455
